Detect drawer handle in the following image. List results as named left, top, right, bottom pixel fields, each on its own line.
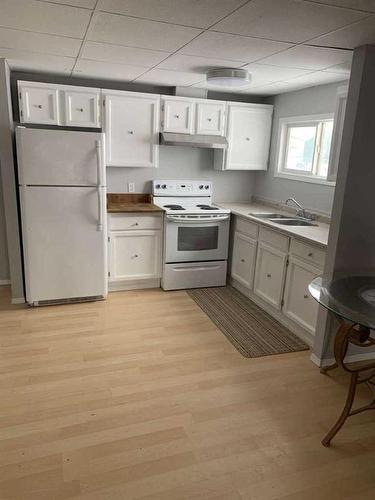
left=174, top=114, right=180, bottom=119
left=266, top=273, right=271, bottom=278
left=128, top=130, right=134, bottom=134
left=303, top=294, right=309, bottom=299
left=78, top=107, right=84, bottom=112
left=133, top=254, right=139, bottom=258
left=36, top=104, right=42, bottom=109
left=246, top=137, right=250, bottom=141
left=241, top=258, right=245, bottom=263
left=207, top=118, right=212, bottom=122
left=308, top=252, right=313, bottom=257
left=132, top=222, right=139, bottom=226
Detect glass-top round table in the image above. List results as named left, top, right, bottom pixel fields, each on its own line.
left=309, top=272, right=375, bottom=330
left=308, top=271, right=375, bottom=447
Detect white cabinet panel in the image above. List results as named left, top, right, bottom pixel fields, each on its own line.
left=196, top=101, right=225, bottom=136
left=231, top=231, right=257, bottom=289
left=104, top=91, right=160, bottom=167
left=162, top=97, right=194, bottom=134
left=19, top=83, right=59, bottom=125
left=109, top=230, right=161, bottom=281
left=64, top=88, right=100, bottom=128
left=283, top=256, right=321, bottom=334
left=254, top=242, right=287, bottom=309
left=216, top=103, right=273, bottom=171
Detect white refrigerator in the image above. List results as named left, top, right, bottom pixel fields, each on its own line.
left=16, top=127, right=107, bottom=305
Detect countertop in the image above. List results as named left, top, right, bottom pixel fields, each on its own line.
left=218, top=202, right=330, bottom=247
left=107, top=193, right=164, bottom=213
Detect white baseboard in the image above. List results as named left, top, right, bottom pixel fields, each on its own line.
left=109, top=278, right=160, bottom=292
left=0, top=279, right=10, bottom=285
left=11, top=297, right=25, bottom=304
left=311, top=351, right=375, bottom=368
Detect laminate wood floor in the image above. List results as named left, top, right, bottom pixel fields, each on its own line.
left=1, top=285, right=375, bottom=500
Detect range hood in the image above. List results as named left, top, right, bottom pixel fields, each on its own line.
left=160, top=132, right=228, bottom=149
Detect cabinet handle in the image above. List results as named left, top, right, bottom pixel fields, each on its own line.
left=207, top=118, right=212, bottom=122
left=308, top=252, right=313, bottom=257
left=133, top=254, right=139, bottom=258
left=303, top=294, right=309, bottom=299
left=174, top=114, right=180, bottom=119
left=266, top=273, right=271, bottom=278
left=36, top=104, right=42, bottom=109
left=241, top=258, right=245, bottom=263
left=78, top=107, right=84, bottom=112
left=128, top=130, right=134, bottom=134
left=246, top=137, right=250, bottom=141
left=132, top=222, right=139, bottom=226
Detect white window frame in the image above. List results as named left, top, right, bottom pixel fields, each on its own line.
left=275, top=113, right=336, bottom=186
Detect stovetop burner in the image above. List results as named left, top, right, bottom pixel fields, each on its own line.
left=164, top=204, right=185, bottom=210
left=196, top=204, right=219, bottom=210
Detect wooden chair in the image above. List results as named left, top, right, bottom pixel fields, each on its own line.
left=322, top=321, right=375, bottom=447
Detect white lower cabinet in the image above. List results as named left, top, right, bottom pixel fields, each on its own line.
left=283, top=256, right=321, bottom=335
left=253, top=242, right=287, bottom=309
left=231, top=232, right=257, bottom=289
left=108, top=214, right=162, bottom=290
left=230, top=215, right=326, bottom=343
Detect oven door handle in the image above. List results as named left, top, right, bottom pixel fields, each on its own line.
left=166, top=215, right=230, bottom=223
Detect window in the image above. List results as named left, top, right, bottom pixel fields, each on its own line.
left=276, top=114, right=335, bottom=184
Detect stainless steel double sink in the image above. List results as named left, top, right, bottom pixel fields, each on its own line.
left=249, top=213, right=318, bottom=227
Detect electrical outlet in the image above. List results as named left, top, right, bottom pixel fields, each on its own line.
left=128, top=182, right=135, bottom=193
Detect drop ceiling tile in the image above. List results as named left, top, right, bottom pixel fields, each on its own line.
left=322, top=61, right=352, bottom=74
left=0, top=0, right=91, bottom=38
left=256, top=45, right=353, bottom=70
left=135, top=69, right=205, bottom=86
left=82, top=41, right=169, bottom=67
left=100, top=0, right=245, bottom=28
left=308, top=0, right=375, bottom=13
left=89, top=12, right=201, bottom=52
left=308, top=15, right=375, bottom=49
left=73, top=59, right=147, bottom=80
left=37, top=0, right=96, bottom=8
left=243, top=63, right=315, bottom=82
left=0, top=27, right=81, bottom=57
left=282, top=70, right=349, bottom=87
left=157, top=54, right=246, bottom=72
left=180, top=32, right=293, bottom=63
left=0, top=48, right=75, bottom=74
left=212, top=0, right=366, bottom=43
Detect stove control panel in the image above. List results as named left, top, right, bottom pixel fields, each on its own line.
left=153, top=180, right=212, bottom=197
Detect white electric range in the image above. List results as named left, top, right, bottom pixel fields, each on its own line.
left=152, top=180, right=231, bottom=291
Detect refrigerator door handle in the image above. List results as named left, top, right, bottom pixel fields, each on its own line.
left=97, top=188, right=104, bottom=232
left=95, top=139, right=103, bottom=187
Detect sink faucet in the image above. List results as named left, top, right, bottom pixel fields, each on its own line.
left=285, top=197, right=313, bottom=220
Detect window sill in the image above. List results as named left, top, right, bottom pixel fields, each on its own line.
left=274, top=172, right=336, bottom=187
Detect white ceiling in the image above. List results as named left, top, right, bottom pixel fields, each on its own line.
left=0, top=0, right=374, bottom=95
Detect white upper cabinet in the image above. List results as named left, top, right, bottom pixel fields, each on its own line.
left=103, top=90, right=160, bottom=168
left=215, top=103, right=273, bottom=170
left=162, top=97, right=195, bottom=134
left=196, top=101, right=225, bottom=136
left=19, top=82, right=59, bottom=125
left=18, top=81, right=101, bottom=128
left=63, top=87, right=100, bottom=128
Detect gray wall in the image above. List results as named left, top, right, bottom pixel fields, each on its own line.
left=107, top=146, right=255, bottom=203
left=0, top=165, right=9, bottom=281
left=254, top=81, right=348, bottom=216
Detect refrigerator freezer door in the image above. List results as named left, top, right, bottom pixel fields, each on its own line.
left=20, top=186, right=107, bottom=303
left=16, top=127, right=105, bottom=187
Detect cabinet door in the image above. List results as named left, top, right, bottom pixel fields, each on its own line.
left=104, top=91, right=159, bottom=167
left=225, top=104, right=273, bottom=170
left=162, top=98, right=194, bottom=134
left=109, top=230, right=161, bottom=281
left=254, top=242, right=287, bottom=309
left=19, top=83, right=59, bottom=124
left=64, top=88, right=100, bottom=128
left=283, top=257, right=321, bottom=334
left=231, top=231, right=257, bottom=289
left=196, top=101, right=225, bottom=136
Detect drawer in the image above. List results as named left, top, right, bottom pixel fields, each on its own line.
left=109, top=213, right=162, bottom=231
left=290, top=239, right=325, bottom=268
left=235, top=217, right=258, bottom=239
left=259, top=226, right=289, bottom=252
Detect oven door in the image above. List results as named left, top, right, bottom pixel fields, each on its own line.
left=165, top=214, right=230, bottom=263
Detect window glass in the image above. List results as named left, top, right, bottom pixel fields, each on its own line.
left=285, top=125, right=317, bottom=172
left=317, top=120, right=334, bottom=178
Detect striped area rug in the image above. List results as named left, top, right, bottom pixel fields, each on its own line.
left=187, top=286, right=309, bottom=358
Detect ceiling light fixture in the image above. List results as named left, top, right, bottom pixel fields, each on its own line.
left=206, top=68, right=251, bottom=87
